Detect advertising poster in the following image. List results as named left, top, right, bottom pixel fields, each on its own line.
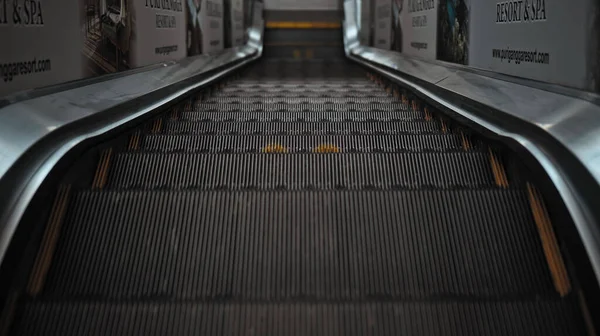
left=373, top=0, right=392, bottom=49
left=82, top=0, right=186, bottom=76
left=187, top=0, right=223, bottom=55
left=436, top=0, right=469, bottom=64
left=468, top=0, right=600, bottom=91
left=394, top=0, right=437, bottom=60
left=224, top=0, right=244, bottom=47
left=356, top=0, right=371, bottom=46
left=1, top=0, right=84, bottom=96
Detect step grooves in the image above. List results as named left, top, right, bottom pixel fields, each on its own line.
left=163, top=121, right=441, bottom=135
left=203, top=97, right=399, bottom=104
left=140, top=134, right=468, bottom=153
left=10, top=300, right=585, bottom=336
left=42, top=190, right=554, bottom=299
left=189, top=103, right=409, bottom=113
left=107, top=152, right=497, bottom=189
left=178, top=111, right=420, bottom=122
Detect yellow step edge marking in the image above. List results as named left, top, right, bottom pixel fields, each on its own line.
left=460, top=131, right=472, bottom=151
left=305, top=48, right=314, bottom=59
left=152, top=118, right=163, bottom=134
left=424, top=107, right=432, bottom=121
left=265, top=42, right=343, bottom=47
left=27, top=185, right=71, bottom=296
left=92, top=148, right=113, bottom=189
left=314, top=144, right=340, bottom=153
left=262, top=144, right=288, bottom=153
left=293, top=49, right=302, bottom=59
left=411, top=100, right=419, bottom=112
left=266, top=21, right=342, bottom=29
left=526, top=183, right=571, bottom=297
left=488, top=149, right=509, bottom=188
left=128, top=133, right=140, bottom=150
left=578, top=290, right=597, bottom=336
left=441, top=119, right=448, bottom=133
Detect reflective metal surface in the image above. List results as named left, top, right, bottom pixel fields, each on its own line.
left=343, top=0, right=600, bottom=281
left=0, top=9, right=264, bottom=263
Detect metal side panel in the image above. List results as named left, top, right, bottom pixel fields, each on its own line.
left=0, top=7, right=265, bottom=265
left=342, top=0, right=600, bottom=288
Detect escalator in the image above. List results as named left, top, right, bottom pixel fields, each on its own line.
left=2, top=59, right=594, bottom=335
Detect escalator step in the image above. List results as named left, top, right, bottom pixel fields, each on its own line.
left=211, top=92, right=392, bottom=98
left=219, top=87, right=384, bottom=93
left=229, top=82, right=376, bottom=88
left=42, top=190, right=553, bottom=298
left=140, top=134, right=467, bottom=153
left=107, top=152, right=496, bottom=189
left=177, top=111, right=420, bottom=122
left=190, top=103, right=408, bottom=113
left=203, top=97, right=399, bottom=104
left=11, top=300, right=585, bottom=336
left=163, top=121, right=441, bottom=135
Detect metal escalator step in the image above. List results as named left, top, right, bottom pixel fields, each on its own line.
left=140, top=134, right=466, bottom=153
left=229, top=82, right=377, bottom=88
left=211, top=92, right=391, bottom=98
left=219, top=87, right=384, bottom=93
left=12, top=299, right=585, bottom=336
left=178, top=111, right=420, bottom=122
left=191, top=103, right=408, bottom=112
left=107, top=152, right=495, bottom=189
left=203, top=97, right=398, bottom=104
left=42, top=190, right=553, bottom=298
left=163, top=121, right=440, bottom=135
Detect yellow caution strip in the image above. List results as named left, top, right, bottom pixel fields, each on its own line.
left=27, top=185, right=71, bottom=296
left=262, top=144, right=288, bottom=153
left=460, top=131, right=472, bottom=151
left=265, top=42, right=342, bottom=47
left=266, top=21, right=342, bottom=29
left=526, top=183, right=571, bottom=297
left=424, top=107, right=432, bottom=121
left=440, top=119, right=448, bottom=134
left=411, top=100, right=419, bottom=112
left=305, top=48, right=314, bottom=59
left=488, top=149, right=509, bottom=188
left=92, top=148, right=113, bottom=189
left=152, top=118, right=163, bottom=133
left=314, top=144, right=340, bottom=153
left=128, top=132, right=141, bottom=151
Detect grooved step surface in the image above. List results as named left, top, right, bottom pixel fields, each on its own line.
left=219, top=87, right=384, bottom=93
left=211, top=92, right=392, bottom=98
left=229, top=82, right=376, bottom=88
left=12, top=59, right=585, bottom=335
left=203, top=97, right=398, bottom=104
left=11, top=300, right=586, bottom=336
left=177, top=111, right=419, bottom=122
left=163, top=121, right=441, bottom=135
left=42, top=190, right=553, bottom=298
left=108, top=153, right=495, bottom=189
left=190, top=103, right=409, bottom=112
left=140, top=134, right=467, bottom=153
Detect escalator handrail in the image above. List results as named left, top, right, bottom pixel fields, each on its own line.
left=0, top=14, right=264, bottom=265
left=342, top=0, right=600, bottom=284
